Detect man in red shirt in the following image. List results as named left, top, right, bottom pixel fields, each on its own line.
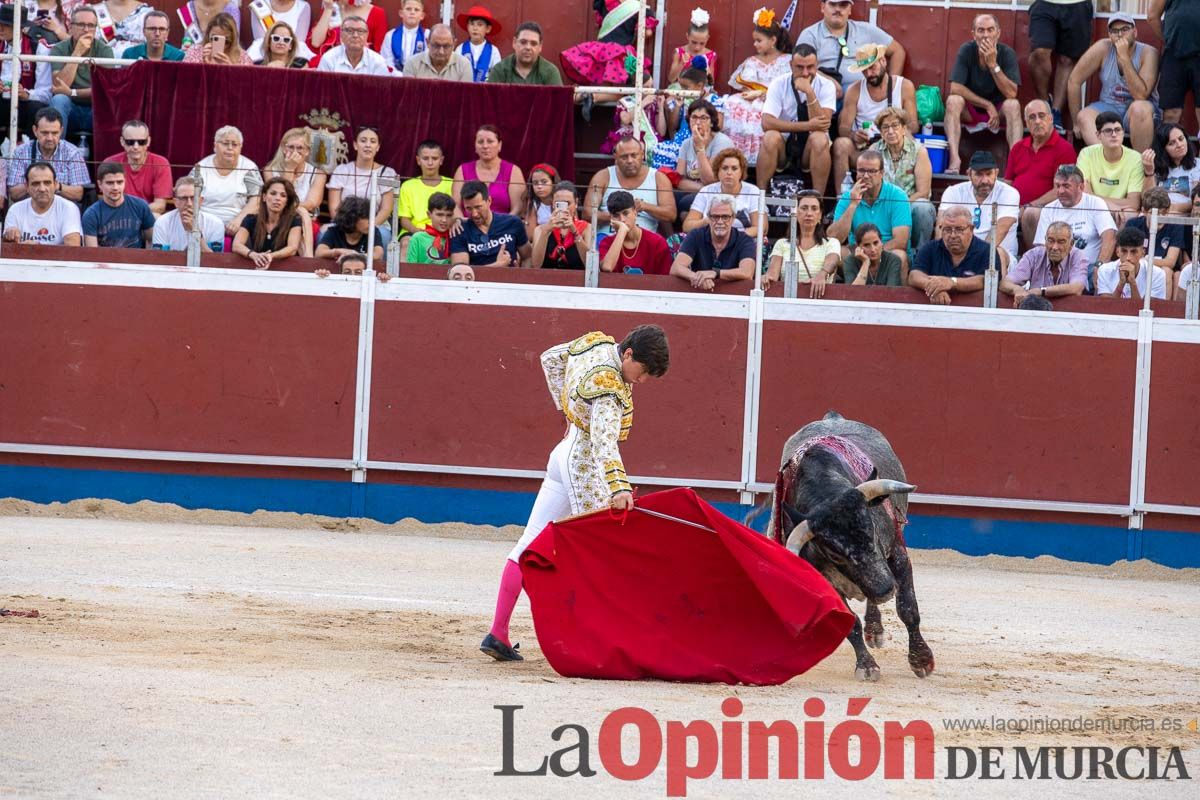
left=101, top=120, right=172, bottom=215
left=598, top=191, right=673, bottom=276
left=1007, top=99, right=1078, bottom=248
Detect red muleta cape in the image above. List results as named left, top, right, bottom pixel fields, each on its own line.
left=519, top=487, right=854, bottom=685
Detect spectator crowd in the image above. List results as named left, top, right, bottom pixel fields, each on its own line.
left=0, top=0, right=1197, bottom=303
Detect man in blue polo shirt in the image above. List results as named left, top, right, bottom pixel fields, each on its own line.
left=669, top=194, right=757, bottom=290
left=828, top=149, right=912, bottom=271
left=450, top=180, right=531, bottom=267
left=908, top=205, right=990, bottom=304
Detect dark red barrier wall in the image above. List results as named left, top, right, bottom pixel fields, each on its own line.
left=0, top=282, right=360, bottom=458
left=1144, top=341, right=1200, bottom=508
left=2, top=264, right=1196, bottom=522
left=755, top=321, right=1137, bottom=505
left=367, top=300, right=749, bottom=481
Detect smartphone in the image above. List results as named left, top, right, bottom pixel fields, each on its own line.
left=210, top=34, right=226, bottom=48
left=553, top=200, right=569, bottom=213
left=36, top=9, right=49, bottom=19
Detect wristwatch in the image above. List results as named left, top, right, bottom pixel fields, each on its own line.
left=991, top=65, right=1001, bottom=74
left=70, top=88, right=77, bottom=98
left=951, top=277, right=959, bottom=289
left=712, top=267, right=723, bottom=281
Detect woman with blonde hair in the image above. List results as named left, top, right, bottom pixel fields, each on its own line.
left=263, top=128, right=326, bottom=214
left=183, top=12, right=252, bottom=65
left=255, top=21, right=309, bottom=68
left=263, top=127, right=325, bottom=256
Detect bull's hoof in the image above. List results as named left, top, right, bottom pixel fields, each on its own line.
left=864, top=625, right=885, bottom=649
left=909, top=646, right=935, bottom=678
left=855, top=665, right=881, bottom=682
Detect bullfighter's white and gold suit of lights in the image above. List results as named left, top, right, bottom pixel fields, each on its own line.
left=506, top=331, right=634, bottom=562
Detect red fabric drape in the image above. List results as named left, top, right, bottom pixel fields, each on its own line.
left=520, top=488, right=854, bottom=685
left=91, top=62, right=575, bottom=184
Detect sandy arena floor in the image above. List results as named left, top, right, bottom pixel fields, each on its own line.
left=1, top=499, right=1198, bottom=799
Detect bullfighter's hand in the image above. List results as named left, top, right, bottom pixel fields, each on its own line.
left=611, top=491, right=634, bottom=512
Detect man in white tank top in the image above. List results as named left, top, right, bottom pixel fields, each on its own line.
left=831, top=44, right=917, bottom=193
left=583, top=136, right=677, bottom=236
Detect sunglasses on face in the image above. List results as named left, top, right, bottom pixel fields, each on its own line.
left=123, top=138, right=148, bottom=146
left=271, top=35, right=293, bottom=44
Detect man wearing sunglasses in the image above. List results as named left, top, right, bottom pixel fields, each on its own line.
left=122, top=11, right=184, bottom=62
left=100, top=120, right=172, bottom=215
left=797, top=0, right=904, bottom=94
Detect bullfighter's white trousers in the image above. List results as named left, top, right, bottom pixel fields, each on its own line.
left=507, top=426, right=584, bottom=563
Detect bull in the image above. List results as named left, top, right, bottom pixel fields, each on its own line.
left=762, top=411, right=934, bottom=681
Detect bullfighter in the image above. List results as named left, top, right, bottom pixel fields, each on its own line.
left=480, top=325, right=670, bottom=662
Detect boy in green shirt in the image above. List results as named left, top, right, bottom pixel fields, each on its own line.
left=404, top=192, right=455, bottom=264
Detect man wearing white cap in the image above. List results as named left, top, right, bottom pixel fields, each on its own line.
left=1066, top=13, right=1160, bottom=153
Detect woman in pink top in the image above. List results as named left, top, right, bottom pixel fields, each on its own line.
left=452, top=125, right=525, bottom=217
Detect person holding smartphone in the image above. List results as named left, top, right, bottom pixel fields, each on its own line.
left=531, top=181, right=592, bottom=270
left=183, top=13, right=253, bottom=65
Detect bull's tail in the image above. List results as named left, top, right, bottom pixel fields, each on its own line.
left=744, top=466, right=792, bottom=545
left=743, top=499, right=770, bottom=530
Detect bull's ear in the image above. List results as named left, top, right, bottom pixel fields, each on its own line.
left=781, top=504, right=806, bottom=529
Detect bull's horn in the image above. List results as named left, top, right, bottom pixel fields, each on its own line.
left=856, top=479, right=918, bottom=501
left=785, top=521, right=813, bottom=555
